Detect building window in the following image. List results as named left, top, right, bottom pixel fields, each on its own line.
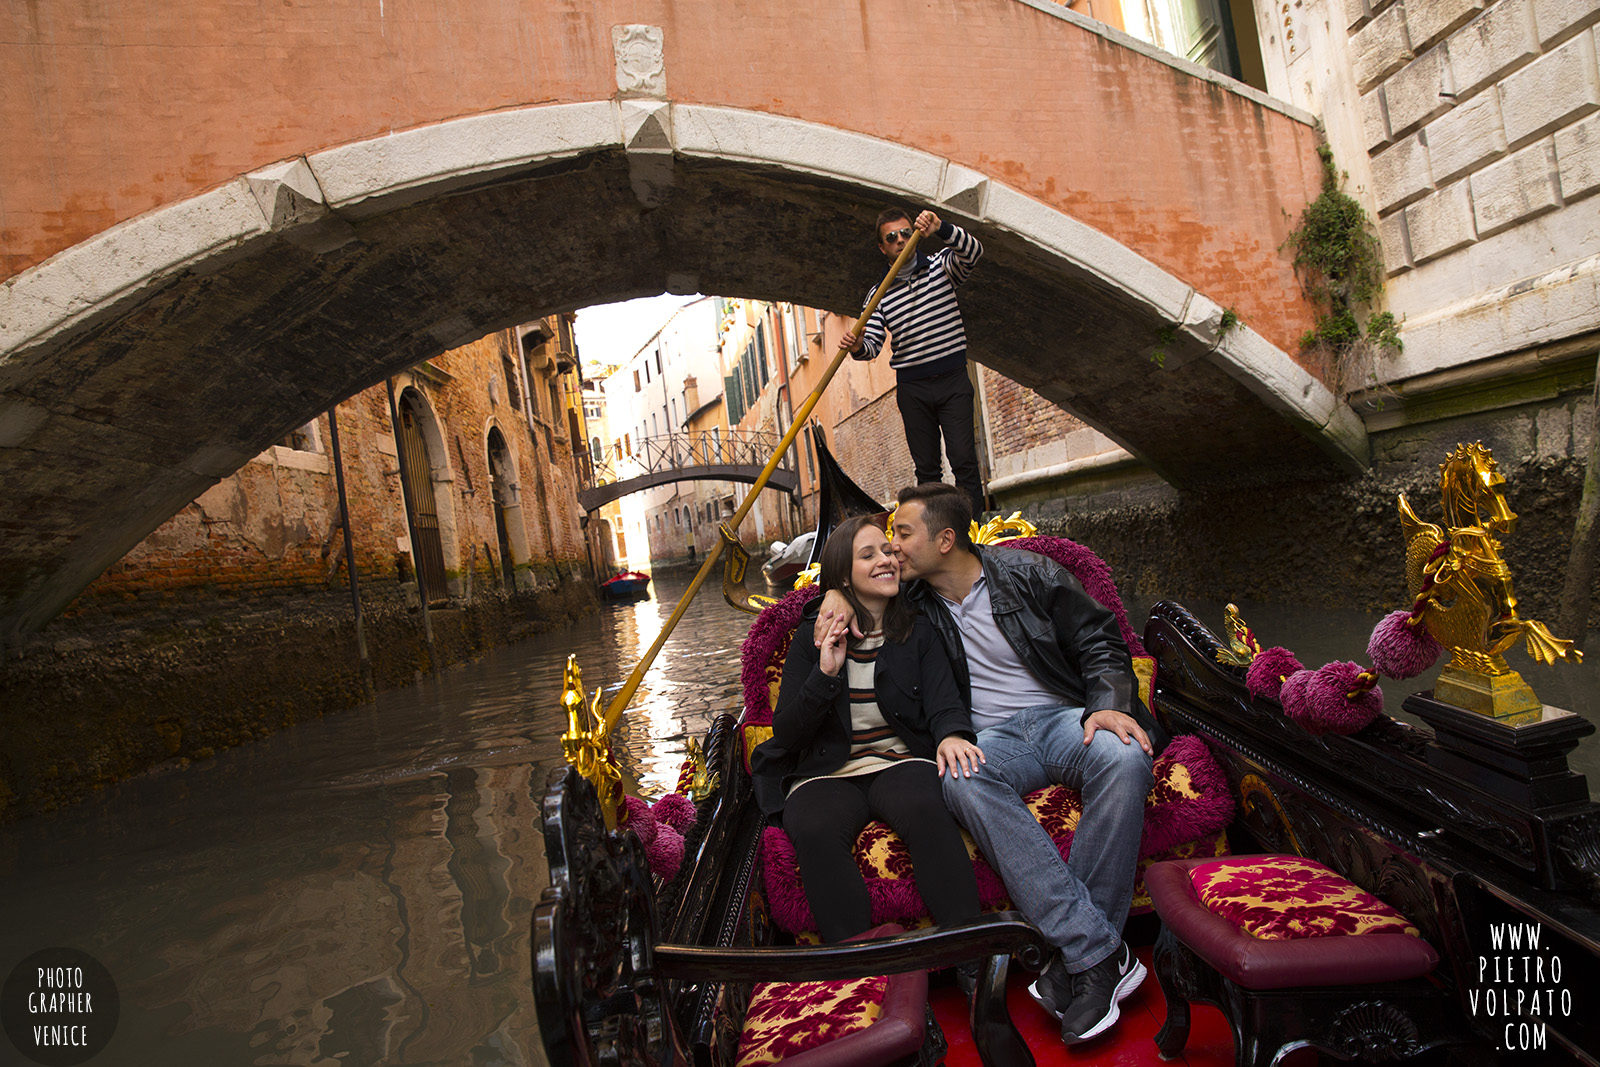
left=670, top=397, right=678, bottom=426
left=279, top=420, right=322, bottom=452
left=591, top=436, right=602, bottom=462
left=502, top=340, right=522, bottom=409
left=756, top=326, right=769, bottom=388
left=656, top=350, right=662, bottom=375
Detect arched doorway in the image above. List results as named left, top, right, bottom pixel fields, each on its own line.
left=395, top=388, right=451, bottom=606
left=486, top=427, right=521, bottom=592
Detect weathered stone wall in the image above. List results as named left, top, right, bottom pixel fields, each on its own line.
left=1008, top=387, right=1598, bottom=618
left=0, top=575, right=595, bottom=821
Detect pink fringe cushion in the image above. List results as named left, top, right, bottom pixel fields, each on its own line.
left=761, top=735, right=1234, bottom=935
left=741, top=585, right=823, bottom=728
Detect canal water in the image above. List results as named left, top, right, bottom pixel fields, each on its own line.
left=3, top=573, right=1599, bottom=1067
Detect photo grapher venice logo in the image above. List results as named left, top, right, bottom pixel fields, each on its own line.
left=1471, top=922, right=1571, bottom=1053
left=2, top=948, right=120, bottom=1067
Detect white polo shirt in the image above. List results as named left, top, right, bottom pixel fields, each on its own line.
left=938, top=576, right=1068, bottom=732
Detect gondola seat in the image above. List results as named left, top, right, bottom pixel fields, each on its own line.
left=738, top=535, right=1234, bottom=939
left=1146, top=855, right=1463, bottom=1067
left=736, top=925, right=931, bottom=1067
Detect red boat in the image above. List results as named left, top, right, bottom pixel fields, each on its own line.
left=600, top=570, right=651, bottom=598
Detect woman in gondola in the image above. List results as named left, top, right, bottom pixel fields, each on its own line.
left=752, top=514, right=985, bottom=943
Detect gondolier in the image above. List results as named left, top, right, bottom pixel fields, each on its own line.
left=840, top=208, right=985, bottom=515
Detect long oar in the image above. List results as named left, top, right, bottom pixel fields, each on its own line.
left=601, top=229, right=924, bottom=737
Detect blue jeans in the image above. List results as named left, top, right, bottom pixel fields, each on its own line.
left=942, top=704, right=1154, bottom=971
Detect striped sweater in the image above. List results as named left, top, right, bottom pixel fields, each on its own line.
left=854, top=221, right=983, bottom=381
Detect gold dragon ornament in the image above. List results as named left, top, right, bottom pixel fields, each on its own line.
left=559, top=655, right=625, bottom=828
left=1399, top=442, right=1581, bottom=723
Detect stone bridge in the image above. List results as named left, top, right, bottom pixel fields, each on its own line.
left=575, top=431, right=799, bottom=512
left=0, top=0, right=1361, bottom=643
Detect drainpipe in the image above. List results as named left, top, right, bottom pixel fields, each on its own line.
left=326, top=403, right=373, bottom=699
left=386, top=377, right=437, bottom=667
left=972, top=361, right=998, bottom=513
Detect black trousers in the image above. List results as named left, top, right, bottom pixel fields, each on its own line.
left=895, top=369, right=984, bottom=514
left=783, top=760, right=980, bottom=943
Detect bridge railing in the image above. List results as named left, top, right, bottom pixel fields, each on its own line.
left=574, top=430, right=790, bottom=492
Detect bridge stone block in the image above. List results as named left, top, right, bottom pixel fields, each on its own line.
left=1425, top=90, right=1508, bottom=184
left=1555, top=112, right=1600, bottom=200
left=621, top=100, right=674, bottom=152
left=306, top=102, right=622, bottom=216
left=1385, top=49, right=1454, bottom=137
left=1471, top=139, right=1560, bottom=236
left=1406, top=180, right=1477, bottom=262
left=1363, top=88, right=1393, bottom=152
left=938, top=164, right=989, bottom=219
left=672, top=105, right=946, bottom=202
left=1405, top=0, right=1485, bottom=52
left=1532, top=0, right=1600, bottom=48
left=1352, top=4, right=1415, bottom=91
left=1380, top=210, right=1413, bottom=274
left=0, top=180, right=269, bottom=359
left=1372, top=132, right=1435, bottom=211
left=245, top=158, right=357, bottom=254
left=1447, top=0, right=1540, bottom=100
left=1497, top=32, right=1600, bottom=149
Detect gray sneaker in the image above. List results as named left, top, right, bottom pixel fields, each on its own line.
left=1058, top=942, right=1147, bottom=1044
left=1026, top=955, right=1075, bottom=1019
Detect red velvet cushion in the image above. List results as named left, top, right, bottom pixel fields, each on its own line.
left=1147, top=857, right=1439, bottom=989
left=736, top=925, right=926, bottom=1067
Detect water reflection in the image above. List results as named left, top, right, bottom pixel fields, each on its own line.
left=0, top=571, right=754, bottom=1067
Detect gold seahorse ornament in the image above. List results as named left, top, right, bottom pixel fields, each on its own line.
left=1398, top=442, right=1580, bottom=723
left=560, top=655, right=624, bottom=828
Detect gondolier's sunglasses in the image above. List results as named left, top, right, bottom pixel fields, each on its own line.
left=880, top=227, right=914, bottom=243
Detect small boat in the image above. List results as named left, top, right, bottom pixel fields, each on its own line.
left=600, top=570, right=651, bottom=598
left=760, top=530, right=815, bottom=587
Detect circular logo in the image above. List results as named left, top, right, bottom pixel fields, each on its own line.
left=2, top=949, right=119, bottom=1066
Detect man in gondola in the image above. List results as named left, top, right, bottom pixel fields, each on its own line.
left=838, top=207, right=986, bottom=516
left=816, top=482, right=1167, bottom=1046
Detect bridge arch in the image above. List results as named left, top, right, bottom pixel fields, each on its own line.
left=0, top=101, right=1363, bottom=640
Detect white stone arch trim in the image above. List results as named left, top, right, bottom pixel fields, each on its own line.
left=393, top=376, right=465, bottom=595
left=0, top=100, right=1364, bottom=470
left=483, top=417, right=533, bottom=578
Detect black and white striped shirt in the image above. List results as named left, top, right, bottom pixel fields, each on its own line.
left=854, top=221, right=983, bottom=381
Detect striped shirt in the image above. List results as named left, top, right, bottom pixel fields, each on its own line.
left=854, top=222, right=983, bottom=381
left=788, top=632, right=929, bottom=796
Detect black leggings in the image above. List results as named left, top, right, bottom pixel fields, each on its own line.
left=783, top=760, right=980, bottom=943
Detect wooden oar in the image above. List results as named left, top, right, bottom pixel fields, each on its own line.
left=601, top=229, right=924, bottom=737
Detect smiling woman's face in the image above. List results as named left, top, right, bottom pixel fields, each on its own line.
left=850, top=524, right=900, bottom=602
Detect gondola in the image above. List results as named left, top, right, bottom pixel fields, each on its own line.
left=601, top=570, right=652, bottom=598
left=534, top=226, right=1600, bottom=1066
left=535, top=434, right=1600, bottom=1067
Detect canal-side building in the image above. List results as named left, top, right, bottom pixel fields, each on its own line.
left=3, top=316, right=596, bottom=816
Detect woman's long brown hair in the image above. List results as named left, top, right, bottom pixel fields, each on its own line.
left=818, top=514, right=915, bottom=645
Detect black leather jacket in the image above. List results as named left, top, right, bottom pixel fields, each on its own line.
left=750, top=614, right=974, bottom=816
left=904, top=544, right=1170, bottom=754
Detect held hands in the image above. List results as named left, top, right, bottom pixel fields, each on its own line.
left=937, top=735, right=985, bottom=778
left=815, top=588, right=863, bottom=647
left=1082, top=710, right=1153, bottom=755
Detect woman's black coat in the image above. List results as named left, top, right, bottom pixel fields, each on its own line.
left=750, top=613, right=974, bottom=816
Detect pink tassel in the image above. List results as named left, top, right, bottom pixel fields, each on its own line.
left=651, top=792, right=697, bottom=832
left=1287, top=661, right=1382, bottom=736
left=1279, top=669, right=1313, bottom=720
left=623, top=796, right=658, bottom=842
left=1245, top=647, right=1304, bottom=701
left=1368, top=609, right=1443, bottom=680
left=645, top=823, right=685, bottom=880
